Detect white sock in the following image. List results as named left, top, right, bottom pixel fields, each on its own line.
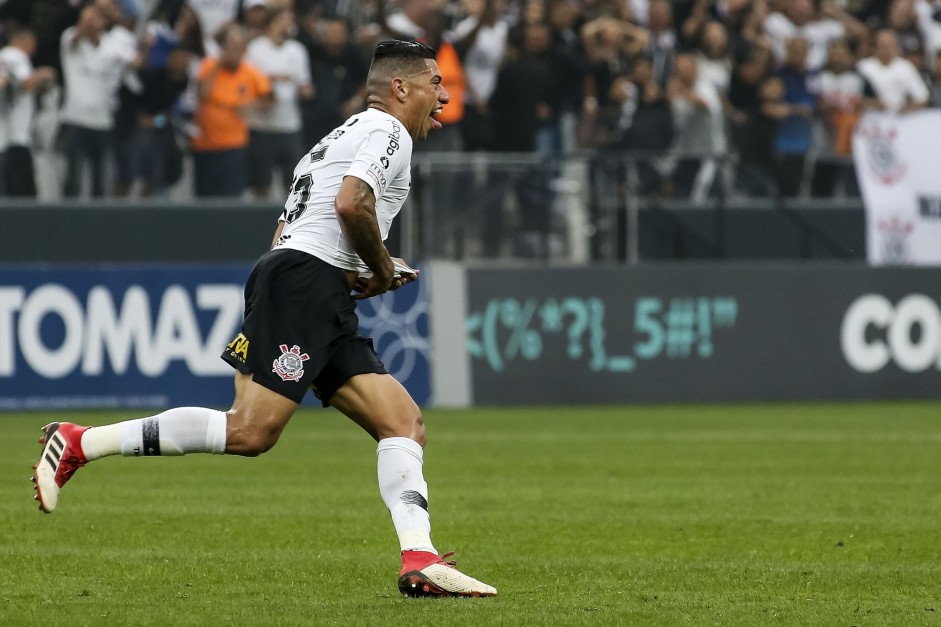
left=80, top=407, right=228, bottom=460
left=377, top=437, right=437, bottom=554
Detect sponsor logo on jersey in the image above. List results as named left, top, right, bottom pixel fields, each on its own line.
left=272, top=344, right=309, bottom=382
left=386, top=122, right=402, bottom=156
left=368, top=162, right=387, bottom=193
left=226, top=333, right=250, bottom=363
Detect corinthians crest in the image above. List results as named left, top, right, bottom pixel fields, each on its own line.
left=273, top=344, right=309, bottom=382
left=877, top=216, right=913, bottom=265
left=858, top=123, right=906, bottom=185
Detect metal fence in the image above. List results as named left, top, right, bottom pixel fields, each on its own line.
left=401, top=152, right=864, bottom=264
left=2, top=152, right=866, bottom=265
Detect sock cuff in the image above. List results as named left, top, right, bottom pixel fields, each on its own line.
left=376, top=436, right=423, bottom=463
left=206, top=409, right=227, bottom=454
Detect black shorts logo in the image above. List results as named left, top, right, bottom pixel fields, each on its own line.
left=273, top=344, right=309, bottom=382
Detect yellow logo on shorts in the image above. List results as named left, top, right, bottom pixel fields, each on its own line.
left=227, top=333, right=250, bottom=362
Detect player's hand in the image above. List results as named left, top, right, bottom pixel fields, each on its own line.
left=352, top=273, right=392, bottom=300
left=390, top=257, right=419, bottom=291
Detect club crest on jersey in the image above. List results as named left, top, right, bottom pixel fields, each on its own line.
left=273, top=344, right=309, bottom=382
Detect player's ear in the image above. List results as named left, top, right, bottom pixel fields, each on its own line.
left=392, top=77, right=409, bottom=102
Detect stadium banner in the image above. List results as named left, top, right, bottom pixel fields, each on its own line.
left=0, top=264, right=430, bottom=410
left=854, top=110, right=941, bottom=266
left=460, top=264, right=941, bottom=405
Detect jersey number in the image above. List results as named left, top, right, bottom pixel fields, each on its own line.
left=285, top=173, right=313, bottom=224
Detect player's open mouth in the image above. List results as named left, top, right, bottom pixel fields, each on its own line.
left=430, top=105, right=443, bottom=129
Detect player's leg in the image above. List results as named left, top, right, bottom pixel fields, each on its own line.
left=328, top=373, right=497, bottom=598
left=33, top=373, right=298, bottom=513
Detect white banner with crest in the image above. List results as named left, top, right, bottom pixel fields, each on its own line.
left=854, top=110, right=941, bottom=266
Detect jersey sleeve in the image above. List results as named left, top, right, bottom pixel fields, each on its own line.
left=346, top=125, right=410, bottom=199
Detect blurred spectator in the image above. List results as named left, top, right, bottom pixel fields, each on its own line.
left=735, top=75, right=787, bottom=197
left=668, top=52, right=725, bottom=199
left=764, top=0, right=866, bottom=72
left=545, top=0, right=586, bottom=150
left=298, top=17, right=368, bottom=148
left=241, top=0, right=271, bottom=39
left=930, top=50, right=941, bottom=105
left=191, top=24, right=271, bottom=197
left=188, top=0, right=239, bottom=54
left=859, top=28, right=929, bottom=113
left=0, top=28, right=56, bottom=197
left=812, top=39, right=861, bottom=197
left=727, top=0, right=776, bottom=195
left=489, top=26, right=556, bottom=256
left=245, top=8, right=313, bottom=198
left=57, top=5, right=135, bottom=197
left=145, top=0, right=206, bottom=62
left=644, top=0, right=677, bottom=89
left=773, top=37, right=816, bottom=197
left=114, top=46, right=190, bottom=197
left=449, top=0, right=509, bottom=151
left=696, top=21, right=733, bottom=97
left=679, top=0, right=728, bottom=48
left=382, top=0, right=436, bottom=39
left=885, top=0, right=928, bottom=70
left=490, top=23, right=555, bottom=152
left=28, top=0, right=81, bottom=74
left=610, top=57, right=673, bottom=194
left=579, top=16, right=647, bottom=147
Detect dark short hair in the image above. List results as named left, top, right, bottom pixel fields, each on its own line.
left=372, top=39, right=437, bottom=65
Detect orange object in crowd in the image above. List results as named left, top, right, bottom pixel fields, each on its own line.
left=831, top=109, right=859, bottom=156
left=192, top=57, right=271, bottom=152
left=433, top=41, right=464, bottom=125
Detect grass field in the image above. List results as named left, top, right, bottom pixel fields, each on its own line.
left=2, top=402, right=941, bottom=626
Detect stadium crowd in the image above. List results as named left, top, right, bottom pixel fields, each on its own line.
left=0, top=0, right=938, bottom=200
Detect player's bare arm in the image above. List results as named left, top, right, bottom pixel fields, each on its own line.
left=335, top=175, right=396, bottom=299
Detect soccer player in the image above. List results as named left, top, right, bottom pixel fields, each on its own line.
left=32, top=40, right=496, bottom=599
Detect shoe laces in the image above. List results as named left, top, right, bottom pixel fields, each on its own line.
left=436, top=552, right=457, bottom=568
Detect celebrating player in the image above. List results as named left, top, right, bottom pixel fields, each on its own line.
left=32, top=40, right=496, bottom=599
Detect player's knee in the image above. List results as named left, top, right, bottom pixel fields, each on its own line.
left=409, top=410, right=427, bottom=448
left=225, top=417, right=283, bottom=457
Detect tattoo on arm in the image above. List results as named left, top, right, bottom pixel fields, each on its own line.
left=337, top=177, right=394, bottom=281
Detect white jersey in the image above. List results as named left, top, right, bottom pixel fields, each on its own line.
left=275, top=108, right=412, bottom=273
left=0, top=45, right=35, bottom=149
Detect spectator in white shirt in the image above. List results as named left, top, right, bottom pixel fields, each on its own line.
left=0, top=29, right=57, bottom=197
left=189, top=0, right=240, bottom=55
left=859, top=28, right=930, bottom=114
left=245, top=8, right=313, bottom=199
left=57, top=5, right=115, bottom=197
left=669, top=53, right=725, bottom=199
left=764, top=0, right=866, bottom=72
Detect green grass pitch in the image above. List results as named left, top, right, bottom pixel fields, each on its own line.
left=2, top=402, right=941, bottom=626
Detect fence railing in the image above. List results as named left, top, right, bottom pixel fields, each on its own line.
left=0, top=152, right=866, bottom=265
left=403, top=151, right=864, bottom=264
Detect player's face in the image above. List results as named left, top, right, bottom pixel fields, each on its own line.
left=405, top=59, right=449, bottom=141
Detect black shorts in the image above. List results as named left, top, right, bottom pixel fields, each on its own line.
left=221, top=248, right=387, bottom=404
